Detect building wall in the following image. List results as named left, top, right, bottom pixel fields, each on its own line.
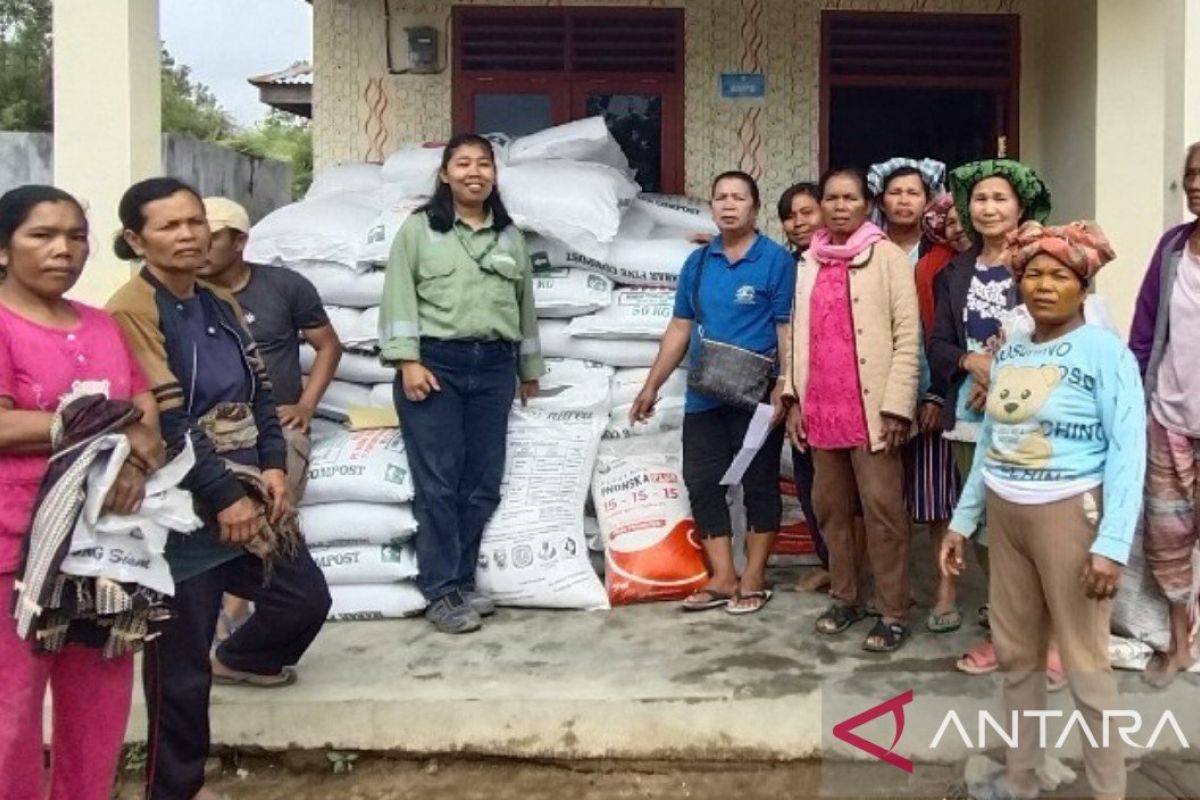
left=314, top=0, right=1035, bottom=212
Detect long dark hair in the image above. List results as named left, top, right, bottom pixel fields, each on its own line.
left=0, top=185, right=87, bottom=250
left=776, top=182, right=819, bottom=222
left=113, top=177, right=202, bottom=261
left=420, top=134, right=513, bottom=233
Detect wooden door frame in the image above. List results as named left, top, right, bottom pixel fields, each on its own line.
left=819, top=10, right=1021, bottom=171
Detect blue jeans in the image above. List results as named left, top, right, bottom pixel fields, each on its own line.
left=394, top=340, right=517, bottom=602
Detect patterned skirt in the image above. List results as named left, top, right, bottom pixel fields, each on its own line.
left=903, top=430, right=962, bottom=523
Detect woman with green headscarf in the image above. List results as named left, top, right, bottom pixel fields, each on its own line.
left=928, top=159, right=1051, bottom=671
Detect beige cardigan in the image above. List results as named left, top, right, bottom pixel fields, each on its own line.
left=783, top=239, right=920, bottom=452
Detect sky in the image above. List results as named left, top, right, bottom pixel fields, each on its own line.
left=159, top=0, right=313, bottom=127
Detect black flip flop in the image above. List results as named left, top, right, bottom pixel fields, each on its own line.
left=681, top=589, right=734, bottom=612
left=815, top=603, right=866, bottom=634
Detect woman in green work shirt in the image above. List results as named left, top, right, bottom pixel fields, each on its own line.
left=379, top=133, right=543, bottom=635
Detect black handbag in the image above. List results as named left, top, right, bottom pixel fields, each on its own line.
left=685, top=246, right=776, bottom=411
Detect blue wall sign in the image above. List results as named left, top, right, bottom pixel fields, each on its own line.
left=720, top=73, right=765, bottom=99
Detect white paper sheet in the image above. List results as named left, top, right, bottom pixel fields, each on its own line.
left=720, top=403, right=776, bottom=486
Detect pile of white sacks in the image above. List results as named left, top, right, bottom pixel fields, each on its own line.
left=299, top=427, right=425, bottom=620
left=244, top=118, right=727, bottom=615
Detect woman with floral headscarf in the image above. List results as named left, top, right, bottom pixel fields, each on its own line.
left=941, top=220, right=1144, bottom=800
left=928, top=159, right=1051, bottom=650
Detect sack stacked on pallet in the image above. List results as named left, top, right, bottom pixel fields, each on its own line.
left=302, top=427, right=426, bottom=620
left=301, top=305, right=393, bottom=422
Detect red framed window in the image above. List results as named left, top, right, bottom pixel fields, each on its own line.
left=452, top=6, right=685, bottom=194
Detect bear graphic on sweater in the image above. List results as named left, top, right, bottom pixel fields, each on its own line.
left=986, top=364, right=1061, bottom=469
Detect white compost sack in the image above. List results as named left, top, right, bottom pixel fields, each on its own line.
left=565, top=288, right=674, bottom=340
left=637, top=194, right=718, bottom=237
left=305, top=428, right=414, bottom=505
left=533, top=268, right=613, bottom=318
left=301, top=264, right=385, bottom=308
left=328, top=582, right=427, bottom=621
left=610, top=367, right=687, bottom=407
left=476, top=401, right=610, bottom=610
left=508, top=116, right=630, bottom=173
left=306, top=163, right=384, bottom=201
left=317, top=380, right=372, bottom=420
left=543, top=358, right=615, bottom=387
left=503, top=161, right=638, bottom=260
left=380, top=143, right=444, bottom=197
left=302, top=346, right=394, bottom=385
left=527, top=234, right=695, bottom=288
left=368, top=382, right=394, bottom=410
left=605, top=397, right=687, bottom=440
left=245, top=191, right=379, bottom=272
left=325, top=306, right=367, bottom=347
left=312, top=543, right=418, bottom=585
left=360, top=197, right=424, bottom=265
left=538, top=319, right=659, bottom=368
left=301, top=501, right=416, bottom=547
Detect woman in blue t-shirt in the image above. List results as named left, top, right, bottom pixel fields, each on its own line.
left=631, top=171, right=795, bottom=615
left=940, top=220, right=1144, bottom=800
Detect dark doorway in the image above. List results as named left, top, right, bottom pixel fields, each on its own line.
left=820, top=11, right=1020, bottom=174
left=828, top=86, right=1005, bottom=171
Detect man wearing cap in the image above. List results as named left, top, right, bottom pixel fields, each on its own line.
left=201, top=197, right=342, bottom=642
left=201, top=197, right=341, bottom=494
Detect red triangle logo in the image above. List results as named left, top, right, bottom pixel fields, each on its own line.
left=831, top=689, right=915, bottom=773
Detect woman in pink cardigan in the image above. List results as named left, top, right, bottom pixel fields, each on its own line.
left=784, top=167, right=920, bottom=652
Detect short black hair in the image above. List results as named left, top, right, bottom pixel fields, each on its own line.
left=818, top=167, right=873, bottom=203
left=419, top=133, right=514, bottom=234
left=711, top=170, right=761, bottom=209
left=0, top=185, right=87, bottom=250
left=776, top=182, right=820, bottom=222
left=114, top=177, right=202, bottom=261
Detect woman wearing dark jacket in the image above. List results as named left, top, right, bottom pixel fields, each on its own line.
left=107, top=177, right=330, bottom=800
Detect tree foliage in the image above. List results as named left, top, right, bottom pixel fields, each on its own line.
left=0, top=0, right=52, bottom=131
left=224, top=110, right=313, bottom=199
left=160, top=49, right=235, bottom=140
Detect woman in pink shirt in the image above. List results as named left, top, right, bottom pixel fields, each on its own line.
left=0, top=185, right=163, bottom=800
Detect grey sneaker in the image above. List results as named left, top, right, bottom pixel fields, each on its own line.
left=424, top=592, right=482, bottom=634
left=461, top=588, right=496, bottom=617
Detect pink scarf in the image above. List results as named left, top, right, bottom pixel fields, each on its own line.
left=809, top=221, right=887, bottom=266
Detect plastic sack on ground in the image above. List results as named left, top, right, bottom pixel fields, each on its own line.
left=328, top=582, right=427, bottom=621
left=543, top=358, right=615, bottom=387
left=311, top=543, right=418, bottom=585
left=316, top=380, right=372, bottom=420
left=592, top=420, right=707, bottom=605
left=245, top=191, right=379, bottom=272
left=476, top=396, right=610, bottom=610
left=300, top=264, right=385, bottom=308
left=302, top=346, right=393, bottom=385
left=609, top=367, right=687, bottom=408
left=1110, top=527, right=1174, bottom=653
left=566, top=288, right=675, bottom=340
left=538, top=320, right=659, bottom=368
left=533, top=268, right=613, bottom=318
left=304, top=428, right=414, bottom=505
left=636, top=194, right=718, bottom=238
left=380, top=143, right=444, bottom=197
left=508, top=116, right=631, bottom=174
left=528, top=234, right=695, bottom=288
left=306, top=163, right=384, bottom=202
left=300, top=501, right=417, bottom=547
left=360, top=196, right=424, bottom=265
left=503, top=161, right=638, bottom=260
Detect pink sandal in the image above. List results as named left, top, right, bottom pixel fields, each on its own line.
left=956, top=640, right=999, bottom=675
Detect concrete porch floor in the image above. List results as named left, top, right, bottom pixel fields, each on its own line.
left=125, top=535, right=995, bottom=761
